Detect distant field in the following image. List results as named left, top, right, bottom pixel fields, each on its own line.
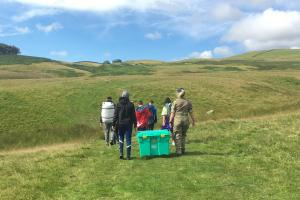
left=0, top=50, right=300, bottom=199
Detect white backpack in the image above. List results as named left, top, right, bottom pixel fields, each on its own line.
left=101, top=102, right=115, bottom=123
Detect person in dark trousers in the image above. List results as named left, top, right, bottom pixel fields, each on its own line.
left=147, top=100, right=157, bottom=130
left=113, top=90, right=137, bottom=160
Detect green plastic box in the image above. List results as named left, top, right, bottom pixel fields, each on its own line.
left=136, top=130, right=171, bottom=157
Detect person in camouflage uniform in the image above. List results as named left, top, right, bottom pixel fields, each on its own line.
left=169, top=88, right=195, bottom=156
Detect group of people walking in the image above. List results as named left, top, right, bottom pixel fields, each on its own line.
left=100, top=88, right=195, bottom=160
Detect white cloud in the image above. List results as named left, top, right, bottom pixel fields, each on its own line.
left=0, top=25, right=30, bottom=37
left=225, top=8, right=300, bottom=50
left=11, top=0, right=165, bottom=12
left=212, top=3, right=242, bottom=21
left=213, top=46, right=233, bottom=57
left=50, top=50, right=68, bottom=57
left=290, top=46, right=300, bottom=49
left=36, top=22, right=63, bottom=33
left=9, top=0, right=300, bottom=42
left=15, top=26, right=30, bottom=34
left=187, top=51, right=213, bottom=59
left=12, top=8, right=58, bottom=22
left=145, top=31, right=162, bottom=40
left=9, top=0, right=223, bottom=39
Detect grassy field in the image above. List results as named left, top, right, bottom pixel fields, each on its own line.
left=0, top=50, right=300, bottom=199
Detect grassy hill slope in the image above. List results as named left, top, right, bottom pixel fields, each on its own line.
left=227, top=49, right=300, bottom=61
left=1, top=71, right=300, bottom=150
left=0, top=55, right=90, bottom=79
left=1, top=112, right=299, bottom=199
left=1, top=51, right=300, bottom=199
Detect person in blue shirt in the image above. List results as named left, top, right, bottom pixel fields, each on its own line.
left=147, top=100, right=157, bottom=130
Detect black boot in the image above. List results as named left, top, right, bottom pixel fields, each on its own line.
left=126, top=149, right=131, bottom=160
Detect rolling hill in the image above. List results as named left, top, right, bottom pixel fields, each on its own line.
left=227, top=49, right=300, bottom=61
left=1, top=50, right=300, bottom=199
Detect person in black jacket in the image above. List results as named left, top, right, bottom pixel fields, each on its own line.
left=113, top=90, right=137, bottom=160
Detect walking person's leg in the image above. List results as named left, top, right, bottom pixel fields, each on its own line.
left=119, top=127, right=125, bottom=159
left=107, top=123, right=114, bottom=145
left=113, top=128, right=119, bottom=144
left=125, top=125, right=133, bottom=160
left=103, top=123, right=110, bottom=145
left=174, top=122, right=183, bottom=155
left=181, top=124, right=189, bottom=154
left=148, top=123, right=154, bottom=130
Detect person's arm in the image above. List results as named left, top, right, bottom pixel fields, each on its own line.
left=190, top=112, right=195, bottom=126
left=189, top=103, right=195, bottom=126
left=113, top=104, right=119, bottom=128
left=131, top=104, right=137, bottom=128
left=169, top=101, right=176, bottom=126
left=99, top=103, right=103, bottom=126
left=162, top=115, right=166, bottom=126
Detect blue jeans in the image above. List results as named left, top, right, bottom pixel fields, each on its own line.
left=118, top=125, right=132, bottom=158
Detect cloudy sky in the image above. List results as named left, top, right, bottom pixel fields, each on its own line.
left=1, top=0, right=300, bottom=62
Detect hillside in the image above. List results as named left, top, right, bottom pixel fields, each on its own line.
left=1, top=51, right=300, bottom=199
left=227, top=49, right=300, bottom=61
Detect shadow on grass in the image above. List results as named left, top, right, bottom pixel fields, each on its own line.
left=138, top=151, right=233, bottom=160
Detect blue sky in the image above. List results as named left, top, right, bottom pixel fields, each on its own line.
left=1, top=0, right=300, bottom=62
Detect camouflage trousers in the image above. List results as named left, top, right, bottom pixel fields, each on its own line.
left=173, top=119, right=189, bottom=155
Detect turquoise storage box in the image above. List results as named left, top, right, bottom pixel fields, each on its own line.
left=136, top=130, right=171, bottom=157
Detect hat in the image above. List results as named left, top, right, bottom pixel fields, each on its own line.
left=121, top=90, right=129, bottom=98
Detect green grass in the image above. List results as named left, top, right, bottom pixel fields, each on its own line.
left=0, top=55, right=53, bottom=65
left=1, top=51, right=300, bottom=199
left=1, top=71, right=300, bottom=150
left=1, top=113, right=299, bottom=199
left=228, top=49, right=300, bottom=61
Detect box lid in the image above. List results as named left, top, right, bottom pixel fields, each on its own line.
left=137, top=130, right=170, bottom=138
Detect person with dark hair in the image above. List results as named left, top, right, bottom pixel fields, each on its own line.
left=113, top=90, right=137, bottom=160
left=147, top=100, right=157, bottom=130
left=161, top=97, right=174, bottom=145
left=100, top=96, right=116, bottom=146
left=136, top=100, right=151, bottom=131
left=169, top=88, right=195, bottom=156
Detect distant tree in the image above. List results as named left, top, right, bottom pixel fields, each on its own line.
left=0, top=43, right=21, bottom=55
left=112, top=59, right=122, bottom=63
left=103, top=60, right=111, bottom=64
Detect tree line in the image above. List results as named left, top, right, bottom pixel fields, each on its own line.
left=0, top=43, right=21, bottom=55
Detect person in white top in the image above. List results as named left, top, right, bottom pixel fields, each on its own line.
left=100, top=97, right=116, bottom=146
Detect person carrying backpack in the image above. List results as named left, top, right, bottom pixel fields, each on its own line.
left=100, top=97, right=116, bottom=146
left=136, top=100, right=151, bottom=131
left=147, top=100, right=157, bottom=130
left=113, top=91, right=137, bottom=160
